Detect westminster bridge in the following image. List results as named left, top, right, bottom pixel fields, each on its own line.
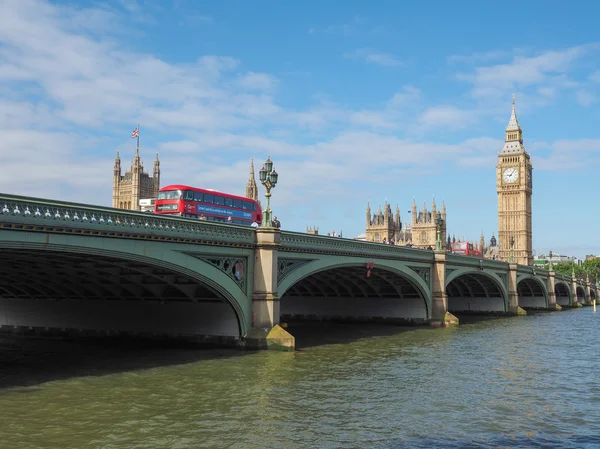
left=0, top=193, right=597, bottom=350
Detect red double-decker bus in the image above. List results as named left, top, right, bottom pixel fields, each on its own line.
left=451, top=241, right=483, bottom=258
left=154, top=184, right=262, bottom=225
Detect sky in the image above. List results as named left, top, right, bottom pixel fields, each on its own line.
left=1, top=0, right=599, bottom=259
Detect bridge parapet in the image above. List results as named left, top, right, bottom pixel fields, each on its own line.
left=279, top=231, right=434, bottom=261
left=0, top=193, right=255, bottom=246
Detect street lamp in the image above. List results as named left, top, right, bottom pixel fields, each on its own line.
left=548, top=250, right=553, bottom=271
left=435, top=211, right=443, bottom=251
left=259, top=156, right=278, bottom=227
left=509, top=236, right=515, bottom=264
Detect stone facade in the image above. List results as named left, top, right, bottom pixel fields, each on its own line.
left=365, top=199, right=447, bottom=249
left=496, top=96, right=533, bottom=265
left=112, top=147, right=160, bottom=211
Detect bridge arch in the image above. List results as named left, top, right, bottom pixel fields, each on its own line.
left=0, top=236, right=250, bottom=338
left=277, top=257, right=432, bottom=324
left=516, top=275, right=549, bottom=309
left=590, top=289, right=597, bottom=301
left=445, top=268, right=508, bottom=314
left=554, top=282, right=572, bottom=306
left=576, top=286, right=587, bottom=303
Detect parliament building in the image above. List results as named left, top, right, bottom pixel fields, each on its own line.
left=112, top=147, right=160, bottom=211
left=365, top=199, right=447, bottom=249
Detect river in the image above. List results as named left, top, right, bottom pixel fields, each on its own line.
left=0, top=308, right=599, bottom=448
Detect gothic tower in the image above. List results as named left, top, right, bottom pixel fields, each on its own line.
left=245, top=158, right=259, bottom=202
left=153, top=152, right=161, bottom=197
left=496, top=95, right=533, bottom=265
left=112, top=144, right=160, bottom=210
left=112, top=150, right=121, bottom=208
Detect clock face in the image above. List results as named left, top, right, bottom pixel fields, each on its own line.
left=502, top=167, right=519, bottom=184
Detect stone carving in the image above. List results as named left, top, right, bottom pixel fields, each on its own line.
left=277, top=258, right=313, bottom=284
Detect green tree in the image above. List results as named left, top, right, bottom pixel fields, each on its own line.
left=582, top=257, right=600, bottom=283
left=553, top=261, right=584, bottom=278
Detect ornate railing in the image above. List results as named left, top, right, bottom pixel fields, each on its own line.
left=279, top=231, right=434, bottom=261
left=0, top=193, right=255, bottom=246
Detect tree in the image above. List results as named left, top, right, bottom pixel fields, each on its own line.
left=552, top=261, right=584, bottom=278
left=582, top=257, right=600, bottom=283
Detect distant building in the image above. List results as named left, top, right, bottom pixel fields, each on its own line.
left=112, top=146, right=160, bottom=211
left=306, top=226, right=319, bottom=235
left=365, top=198, right=447, bottom=249
left=585, top=254, right=598, bottom=261
left=534, top=253, right=579, bottom=266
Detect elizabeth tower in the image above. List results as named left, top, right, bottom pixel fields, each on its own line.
left=497, top=96, right=533, bottom=266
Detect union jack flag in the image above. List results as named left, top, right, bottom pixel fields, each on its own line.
left=131, top=128, right=139, bottom=138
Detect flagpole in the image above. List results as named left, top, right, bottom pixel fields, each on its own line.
left=137, top=123, right=140, bottom=153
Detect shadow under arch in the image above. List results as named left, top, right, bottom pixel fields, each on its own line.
left=554, top=282, right=572, bottom=306
left=445, top=268, right=508, bottom=314
left=576, top=285, right=587, bottom=303
left=278, top=258, right=432, bottom=324
left=590, top=289, right=597, bottom=301
left=516, top=275, right=549, bottom=309
left=0, top=240, right=248, bottom=338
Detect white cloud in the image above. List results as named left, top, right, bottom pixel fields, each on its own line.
left=575, top=90, right=595, bottom=106
left=418, top=106, right=476, bottom=129
left=237, top=72, right=278, bottom=90
left=388, top=86, right=421, bottom=107
left=345, top=48, right=404, bottom=67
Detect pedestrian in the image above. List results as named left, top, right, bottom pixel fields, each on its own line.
left=227, top=216, right=233, bottom=223
left=199, top=214, right=207, bottom=221
left=273, top=216, right=281, bottom=228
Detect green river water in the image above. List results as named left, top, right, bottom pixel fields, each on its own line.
left=0, top=308, right=599, bottom=448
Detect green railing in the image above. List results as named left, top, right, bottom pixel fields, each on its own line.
left=279, top=231, right=434, bottom=261
left=0, top=193, right=255, bottom=246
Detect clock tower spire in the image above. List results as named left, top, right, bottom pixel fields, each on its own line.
left=496, top=95, right=533, bottom=265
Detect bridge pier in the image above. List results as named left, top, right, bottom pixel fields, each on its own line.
left=571, top=275, right=583, bottom=307
left=430, top=250, right=459, bottom=327
left=508, top=264, right=527, bottom=316
left=246, top=227, right=295, bottom=350
left=546, top=271, right=562, bottom=311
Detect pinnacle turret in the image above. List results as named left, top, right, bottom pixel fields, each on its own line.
left=245, top=158, right=259, bottom=202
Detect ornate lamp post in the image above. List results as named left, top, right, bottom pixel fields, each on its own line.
left=258, top=156, right=278, bottom=227
left=509, top=236, right=515, bottom=264
left=548, top=250, right=553, bottom=271
left=435, top=212, right=443, bottom=251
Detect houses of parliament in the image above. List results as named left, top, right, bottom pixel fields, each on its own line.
left=363, top=96, right=534, bottom=265
left=112, top=96, right=533, bottom=265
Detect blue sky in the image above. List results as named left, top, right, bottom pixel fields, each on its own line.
left=1, top=0, right=599, bottom=258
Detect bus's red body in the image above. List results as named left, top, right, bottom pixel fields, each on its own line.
left=154, top=184, right=262, bottom=225
left=451, top=241, right=483, bottom=257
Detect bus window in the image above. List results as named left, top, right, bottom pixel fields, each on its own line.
left=251, top=203, right=256, bottom=211
left=158, top=190, right=182, bottom=200
left=233, top=199, right=241, bottom=209
left=194, top=191, right=204, bottom=202
left=242, top=200, right=252, bottom=210
left=224, top=198, right=233, bottom=207
left=204, top=194, right=214, bottom=204
left=214, top=196, right=224, bottom=206
left=184, top=191, right=194, bottom=201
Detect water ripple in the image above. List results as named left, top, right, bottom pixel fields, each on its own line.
left=0, top=309, right=599, bottom=448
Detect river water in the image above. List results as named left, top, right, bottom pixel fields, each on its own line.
left=0, top=308, right=599, bottom=448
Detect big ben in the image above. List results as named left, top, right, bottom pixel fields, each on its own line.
left=497, top=95, right=533, bottom=266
